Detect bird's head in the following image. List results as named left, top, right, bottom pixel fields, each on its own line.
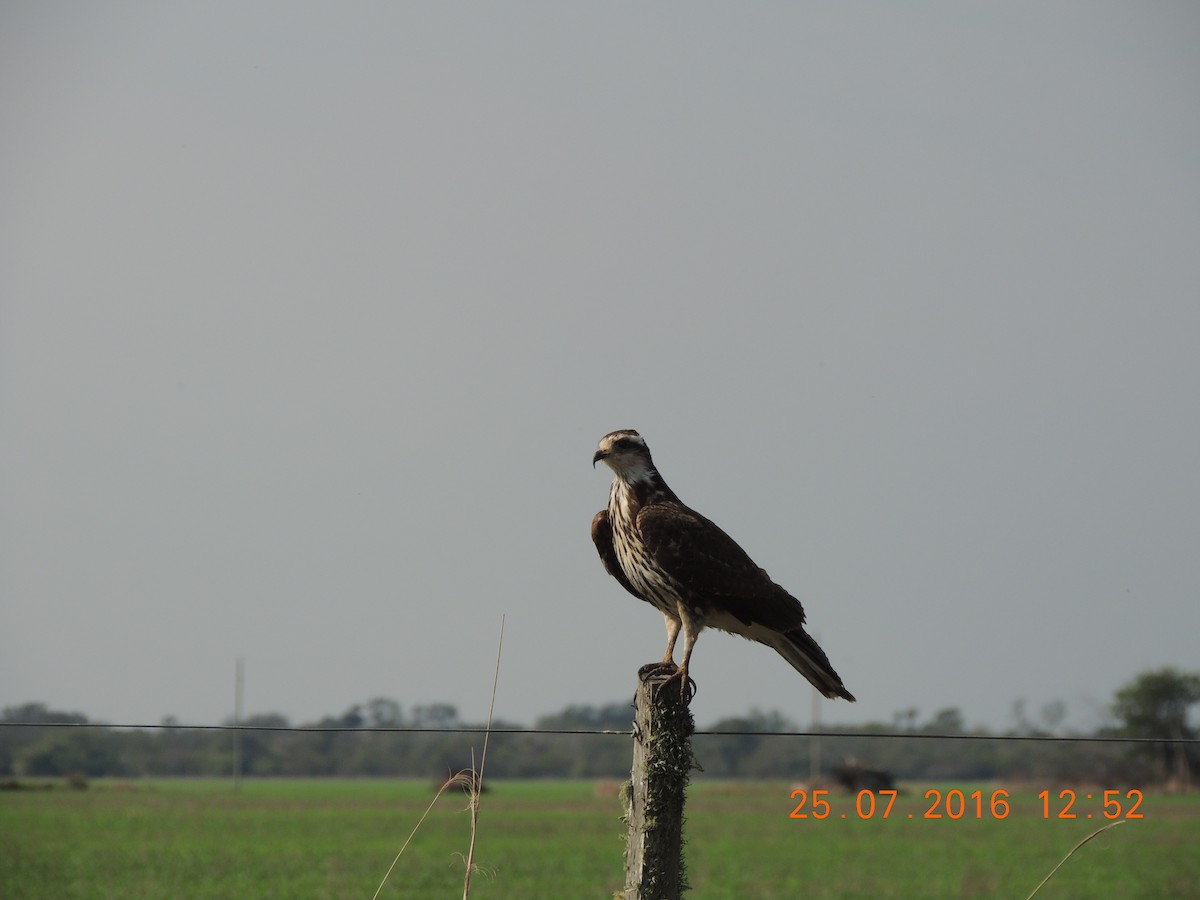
left=593, top=429, right=656, bottom=481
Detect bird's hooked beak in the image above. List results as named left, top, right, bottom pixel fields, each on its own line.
left=592, top=449, right=607, bottom=469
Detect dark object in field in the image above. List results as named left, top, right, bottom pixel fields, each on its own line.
left=831, top=758, right=895, bottom=793
left=0, top=779, right=54, bottom=791
left=435, top=767, right=487, bottom=794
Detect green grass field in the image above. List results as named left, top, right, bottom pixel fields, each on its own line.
left=2, top=778, right=1197, bottom=898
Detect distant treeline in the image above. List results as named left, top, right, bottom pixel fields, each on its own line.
left=3, top=669, right=1196, bottom=783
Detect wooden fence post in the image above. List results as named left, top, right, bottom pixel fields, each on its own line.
left=623, top=665, right=695, bottom=900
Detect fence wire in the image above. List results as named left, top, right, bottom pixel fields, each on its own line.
left=1, top=720, right=1196, bottom=745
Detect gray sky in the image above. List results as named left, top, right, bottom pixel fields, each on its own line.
left=3, top=3, right=1198, bottom=734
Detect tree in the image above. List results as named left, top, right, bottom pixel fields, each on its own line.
left=226, top=713, right=290, bottom=776
left=893, top=707, right=919, bottom=731
left=2, top=703, right=88, bottom=725
left=1112, top=667, right=1200, bottom=784
left=0, top=704, right=90, bottom=775
left=924, top=707, right=964, bottom=734
left=366, top=697, right=404, bottom=728
left=411, top=704, right=460, bottom=729
left=1039, top=700, right=1067, bottom=734
left=19, top=731, right=126, bottom=777
left=700, top=710, right=794, bottom=777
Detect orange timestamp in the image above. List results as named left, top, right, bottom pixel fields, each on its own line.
left=789, top=788, right=1145, bottom=821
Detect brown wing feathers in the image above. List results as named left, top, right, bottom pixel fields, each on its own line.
left=636, top=502, right=808, bottom=633
left=590, top=509, right=643, bottom=600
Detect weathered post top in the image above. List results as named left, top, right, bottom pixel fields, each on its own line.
left=623, top=664, right=695, bottom=900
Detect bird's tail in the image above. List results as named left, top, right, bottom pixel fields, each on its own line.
left=769, top=628, right=856, bottom=702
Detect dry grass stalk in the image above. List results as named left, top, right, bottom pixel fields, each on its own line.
left=372, top=614, right=506, bottom=900
left=1024, top=818, right=1127, bottom=900
left=370, top=769, right=476, bottom=900
left=462, top=614, right=504, bottom=898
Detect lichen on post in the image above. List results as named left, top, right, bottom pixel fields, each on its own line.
left=623, top=663, right=695, bottom=900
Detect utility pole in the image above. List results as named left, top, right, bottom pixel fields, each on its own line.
left=233, top=657, right=244, bottom=792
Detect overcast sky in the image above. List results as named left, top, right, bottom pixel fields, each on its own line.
left=3, top=3, right=1197, bottom=736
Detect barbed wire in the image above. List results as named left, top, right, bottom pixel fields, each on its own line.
left=1, top=720, right=1196, bottom=744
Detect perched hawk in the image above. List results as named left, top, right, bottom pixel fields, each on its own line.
left=592, top=429, right=855, bottom=701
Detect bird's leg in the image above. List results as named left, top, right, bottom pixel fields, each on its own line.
left=661, top=614, right=681, bottom=663
left=638, top=614, right=682, bottom=683
left=655, top=606, right=699, bottom=701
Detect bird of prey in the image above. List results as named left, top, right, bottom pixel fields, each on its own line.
left=592, top=429, right=855, bottom=701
